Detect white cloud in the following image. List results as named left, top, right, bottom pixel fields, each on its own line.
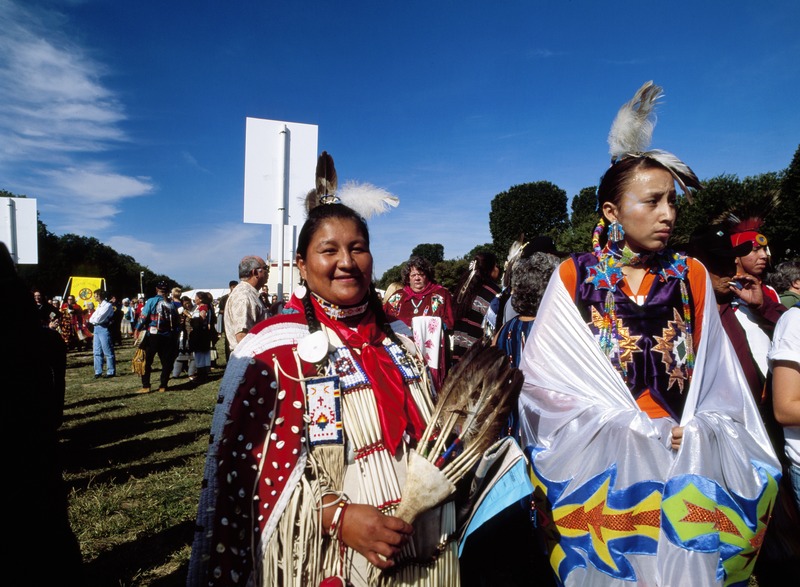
left=182, top=151, right=211, bottom=174
left=107, top=222, right=271, bottom=288
left=0, top=0, right=150, bottom=231
left=526, top=49, right=565, bottom=59
left=0, top=3, right=125, bottom=160
left=40, top=166, right=154, bottom=202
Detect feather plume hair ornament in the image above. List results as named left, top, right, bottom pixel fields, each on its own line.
left=607, top=81, right=702, bottom=200
left=455, top=259, right=479, bottom=304
left=303, top=151, right=400, bottom=219
left=712, top=190, right=780, bottom=252
left=502, top=235, right=528, bottom=289
left=315, top=150, right=337, bottom=202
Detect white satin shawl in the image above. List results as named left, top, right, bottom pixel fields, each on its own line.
left=518, top=267, right=780, bottom=587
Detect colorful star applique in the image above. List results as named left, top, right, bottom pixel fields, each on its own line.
left=653, top=308, right=690, bottom=393
left=585, top=256, right=625, bottom=292
left=652, top=251, right=689, bottom=282
left=590, top=307, right=641, bottom=374
left=431, top=294, right=444, bottom=313
left=617, top=324, right=640, bottom=368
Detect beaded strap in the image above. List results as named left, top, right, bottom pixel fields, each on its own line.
left=329, top=500, right=349, bottom=538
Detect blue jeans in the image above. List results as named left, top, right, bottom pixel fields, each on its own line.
left=93, top=325, right=116, bottom=375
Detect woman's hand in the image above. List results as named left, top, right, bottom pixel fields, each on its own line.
left=670, top=426, right=684, bottom=450
left=337, top=504, right=413, bottom=570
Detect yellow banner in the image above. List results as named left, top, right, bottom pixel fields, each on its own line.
left=69, top=276, right=105, bottom=309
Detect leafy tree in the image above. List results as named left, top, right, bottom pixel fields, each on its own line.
left=558, top=186, right=598, bottom=255
left=435, top=259, right=468, bottom=291
left=464, top=243, right=497, bottom=261
left=489, top=181, right=568, bottom=258
left=376, top=264, right=403, bottom=290
left=671, top=172, right=795, bottom=263
left=774, top=144, right=800, bottom=260
left=411, top=243, right=445, bottom=265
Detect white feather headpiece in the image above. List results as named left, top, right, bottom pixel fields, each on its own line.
left=607, top=81, right=701, bottom=199
left=303, top=151, right=400, bottom=219
left=337, top=181, right=399, bottom=219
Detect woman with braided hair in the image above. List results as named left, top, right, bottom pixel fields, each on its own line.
left=517, top=82, right=781, bottom=586
left=450, top=251, right=500, bottom=365
left=188, top=167, right=461, bottom=585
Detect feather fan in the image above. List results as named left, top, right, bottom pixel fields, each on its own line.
left=394, top=340, right=523, bottom=523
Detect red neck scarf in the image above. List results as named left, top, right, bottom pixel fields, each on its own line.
left=403, top=281, right=438, bottom=301
left=307, top=296, right=426, bottom=454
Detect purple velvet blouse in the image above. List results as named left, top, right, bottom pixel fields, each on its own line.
left=570, top=251, right=697, bottom=421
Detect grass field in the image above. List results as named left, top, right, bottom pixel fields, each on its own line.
left=62, top=338, right=224, bottom=586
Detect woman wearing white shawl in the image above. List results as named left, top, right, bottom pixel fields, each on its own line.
left=517, top=82, right=780, bottom=587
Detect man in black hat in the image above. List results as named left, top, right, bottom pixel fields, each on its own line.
left=133, top=280, right=180, bottom=393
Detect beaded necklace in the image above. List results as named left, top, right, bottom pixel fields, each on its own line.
left=310, top=293, right=369, bottom=321
left=586, top=220, right=695, bottom=380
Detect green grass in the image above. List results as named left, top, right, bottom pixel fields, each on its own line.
left=62, top=338, right=223, bottom=586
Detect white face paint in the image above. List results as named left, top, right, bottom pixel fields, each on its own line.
left=603, top=167, right=677, bottom=254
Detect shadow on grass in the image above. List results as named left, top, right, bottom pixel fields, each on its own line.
left=61, top=409, right=210, bottom=489
left=63, top=345, right=227, bottom=586
left=80, top=520, right=192, bottom=587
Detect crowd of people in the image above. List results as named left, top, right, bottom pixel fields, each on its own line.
left=186, top=87, right=797, bottom=586
left=21, top=81, right=800, bottom=586
left=30, top=275, right=293, bottom=392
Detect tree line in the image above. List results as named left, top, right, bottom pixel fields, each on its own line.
left=4, top=144, right=798, bottom=297
left=2, top=189, right=180, bottom=299
left=378, top=144, right=799, bottom=289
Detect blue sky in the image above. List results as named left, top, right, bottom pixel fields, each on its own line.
left=1, top=0, right=798, bottom=289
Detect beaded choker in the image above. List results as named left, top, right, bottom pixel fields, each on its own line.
left=311, top=293, right=369, bottom=321
left=614, top=245, right=653, bottom=268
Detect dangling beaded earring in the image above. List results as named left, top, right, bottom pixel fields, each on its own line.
left=608, top=220, right=625, bottom=243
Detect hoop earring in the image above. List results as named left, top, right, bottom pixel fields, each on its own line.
left=608, top=220, right=625, bottom=244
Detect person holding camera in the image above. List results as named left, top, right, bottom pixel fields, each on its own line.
left=223, top=255, right=270, bottom=354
